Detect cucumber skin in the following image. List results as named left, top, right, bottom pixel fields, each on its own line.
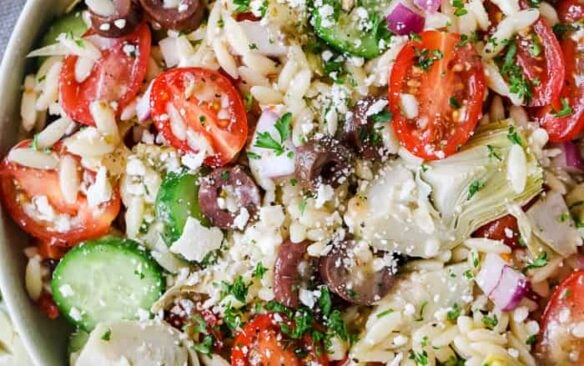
left=51, top=236, right=165, bottom=331
left=156, top=171, right=209, bottom=245
left=37, top=11, right=88, bottom=67
left=311, top=0, right=392, bottom=59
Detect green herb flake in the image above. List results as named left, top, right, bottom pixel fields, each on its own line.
left=244, top=93, right=254, bottom=112
left=487, top=144, right=502, bottom=161
left=409, top=350, right=429, bottom=366
left=253, top=262, right=267, bottom=279
left=482, top=314, right=498, bottom=329
left=449, top=96, right=461, bottom=109
left=319, top=286, right=332, bottom=316
left=526, top=334, right=537, bottom=345
left=552, top=98, right=573, bottom=118
left=376, top=309, right=395, bottom=319
left=447, top=303, right=461, bottom=321
left=507, top=126, right=524, bottom=146
left=524, top=251, right=549, bottom=272
left=192, top=335, right=213, bottom=354
left=468, top=180, right=485, bottom=200
left=233, top=0, right=251, bottom=12
left=416, top=301, right=428, bottom=321
left=371, top=108, right=393, bottom=124
left=247, top=151, right=261, bottom=160
left=101, top=329, right=112, bottom=341
left=222, top=276, right=250, bottom=303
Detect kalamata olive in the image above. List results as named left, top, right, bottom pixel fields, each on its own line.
left=339, top=97, right=390, bottom=160
left=139, top=0, right=205, bottom=32
left=198, top=165, right=261, bottom=230
left=319, top=240, right=396, bottom=305
left=273, top=240, right=314, bottom=308
left=295, top=137, right=353, bottom=190
left=89, top=0, right=143, bottom=38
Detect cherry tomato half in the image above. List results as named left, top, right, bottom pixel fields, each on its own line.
left=231, top=313, right=328, bottom=366
left=150, top=67, right=248, bottom=167
left=0, top=141, right=120, bottom=250
left=389, top=31, right=486, bottom=160
left=514, top=16, right=565, bottom=107
left=558, top=0, right=584, bottom=23
left=60, top=22, right=151, bottom=126
left=537, top=270, right=584, bottom=364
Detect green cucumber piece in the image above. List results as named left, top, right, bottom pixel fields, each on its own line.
left=311, top=0, right=392, bottom=59
left=51, top=236, right=165, bottom=331
left=156, top=171, right=209, bottom=245
left=68, top=330, right=89, bottom=354
left=41, top=11, right=88, bottom=48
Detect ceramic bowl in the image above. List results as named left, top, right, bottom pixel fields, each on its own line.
left=0, top=1, right=78, bottom=365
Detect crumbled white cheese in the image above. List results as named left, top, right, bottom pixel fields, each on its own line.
left=399, top=93, right=419, bottom=119
left=87, top=166, right=113, bottom=208
left=170, top=217, right=224, bottom=262
left=299, top=288, right=317, bottom=308
left=315, top=184, right=334, bottom=209
left=233, top=208, right=250, bottom=230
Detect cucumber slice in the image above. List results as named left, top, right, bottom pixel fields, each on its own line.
left=41, top=11, right=88, bottom=48
left=51, top=236, right=165, bottom=331
left=68, top=330, right=89, bottom=355
left=156, top=171, right=209, bottom=245
left=311, top=0, right=392, bottom=59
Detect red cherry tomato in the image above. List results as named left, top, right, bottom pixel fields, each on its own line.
left=514, top=17, right=565, bottom=107
left=536, top=34, right=584, bottom=142
left=37, top=291, right=60, bottom=320
left=473, top=215, right=521, bottom=248
left=150, top=67, right=248, bottom=167
left=388, top=31, right=486, bottom=160
left=537, top=270, right=584, bottom=364
left=558, top=0, right=584, bottom=23
left=0, top=141, right=120, bottom=250
left=231, top=313, right=328, bottom=366
left=60, top=23, right=151, bottom=126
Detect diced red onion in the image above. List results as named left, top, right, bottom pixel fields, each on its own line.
left=476, top=253, right=530, bottom=311
left=414, top=0, right=441, bottom=12
left=490, top=266, right=530, bottom=311
left=476, top=253, right=506, bottom=295
left=552, top=142, right=584, bottom=174
left=136, top=82, right=153, bottom=123
left=386, top=3, right=425, bottom=36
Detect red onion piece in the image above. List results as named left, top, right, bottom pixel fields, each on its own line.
left=476, top=253, right=530, bottom=311
left=490, top=266, right=530, bottom=311
left=552, top=142, right=584, bottom=173
left=386, top=3, right=425, bottom=36
left=476, top=253, right=506, bottom=295
left=414, top=0, right=441, bottom=12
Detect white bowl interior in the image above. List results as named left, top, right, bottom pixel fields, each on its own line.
left=0, top=1, right=78, bottom=365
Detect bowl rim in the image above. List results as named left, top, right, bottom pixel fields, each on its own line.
left=0, top=1, right=74, bottom=365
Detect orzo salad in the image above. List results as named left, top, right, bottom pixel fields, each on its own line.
left=4, top=0, right=584, bottom=364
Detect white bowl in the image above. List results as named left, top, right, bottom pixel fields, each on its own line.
left=0, top=1, right=78, bottom=365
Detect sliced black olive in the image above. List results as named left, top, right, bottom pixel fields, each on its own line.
left=294, top=137, right=353, bottom=190
left=339, top=97, right=390, bottom=160
left=273, top=240, right=315, bottom=308
left=198, top=165, right=261, bottom=230
left=139, top=0, right=205, bottom=32
left=319, top=240, right=396, bottom=305
left=89, top=0, right=143, bottom=38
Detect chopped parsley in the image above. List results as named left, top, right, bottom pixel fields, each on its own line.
left=452, top=0, right=468, bottom=16
left=471, top=251, right=479, bottom=268
left=244, top=93, right=254, bottom=111
left=101, top=329, right=111, bottom=341
left=526, top=334, right=537, bottom=345
left=499, top=42, right=533, bottom=102
left=233, top=0, right=251, bottom=12
left=409, top=350, right=429, bottom=366
left=253, top=262, right=267, bottom=279
left=482, top=314, right=498, bottom=329
left=299, top=197, right=308, bottom=215
left=447, top=303, right=461, bottom=321
left=222, top=276, right=250, bottom=303
left=192, top=335, right=213, bottom=354
left=254, top=112, right=292, bottom=156
left=487, top=144, right=502, bottom=161
left=258, top=0, right=269, bottom=17
left=416, top=301, right=428, bottom=321
left=318, top=286, right=332, bottom=316
left=467, top=180, right=485, bottom=200
left=449, top=96, right=461, bottom=109
left=507, top=126, right=524, bottom=146
left=326, top=310, right=352, bottom=342
left=371, top=108, right=393, bottom=124
left=552, top=98, right=573, bottom=118
left=223, top=303, right=243, bottom=330
left=247, top=151, right=261, bottom=160
left=524, top=251, right=549, bottom=272
left=376, top=309, right=395, bottom=318
left=414, top=48, right=444, bottom=71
